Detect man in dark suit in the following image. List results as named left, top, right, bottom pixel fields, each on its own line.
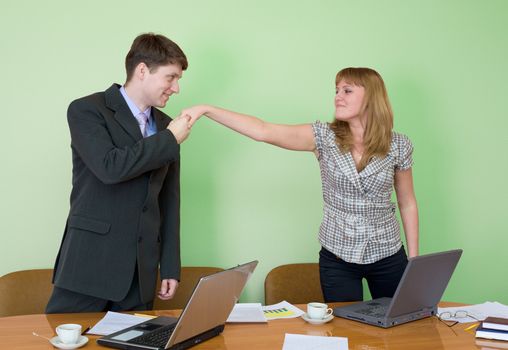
left=46, top=33, right=192, bottom=313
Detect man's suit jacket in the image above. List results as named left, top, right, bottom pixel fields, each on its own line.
left=52, top=84, right=181, bottom=303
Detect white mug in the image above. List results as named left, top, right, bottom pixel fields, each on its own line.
left=56, top=323, right=81, bottom=344
left=307, top=302, right=333, bottom=319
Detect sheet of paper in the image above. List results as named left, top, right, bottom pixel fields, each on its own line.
left=87, top=311, right=151, bottom=335
left=227, top=303, right=267, bottom=323
left=438, top=302, right=508, bottom=323
left=262, top=301, right=305, bottom=320
left=282, top=334, right=348, bottom=350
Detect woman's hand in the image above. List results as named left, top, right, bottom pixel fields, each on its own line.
left=179, top=105, right=210, bottom=127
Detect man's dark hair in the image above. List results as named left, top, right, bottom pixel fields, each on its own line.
left=125, top=33, right=188, bottom=81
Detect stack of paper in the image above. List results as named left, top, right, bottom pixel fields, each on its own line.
left=227, top=300, right=306, bottom=322
left=438, top=302, right=508, bottom=323
left=262, top=301, right=305, bottom=320
left=88, top=312, right=150, bottom=335
left=227, top=303, right=267, bottom=323
left=282, top=334, right=348, bottom=350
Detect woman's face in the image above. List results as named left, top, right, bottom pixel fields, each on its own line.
left=334, top=80, right=365, bottom=122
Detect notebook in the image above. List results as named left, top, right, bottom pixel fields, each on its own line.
left=333, top=249, right=462, bottom=328
left=97, top=260, right=258, bottom=350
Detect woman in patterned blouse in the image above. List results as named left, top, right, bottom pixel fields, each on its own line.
left=183, top=67, right=418, bottom=302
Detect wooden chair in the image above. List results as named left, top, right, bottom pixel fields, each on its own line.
left=0, top=266, right=224, bottom=316
left=264, top=263, right=324, bottom=305
left=0, top=269, right=54, bottom=317
left=153, top=266, right=224, bottom=310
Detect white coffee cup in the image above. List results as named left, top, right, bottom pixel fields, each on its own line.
left=56, top=324, right=81, bottom=344
left=307, top=302, right=333, bottom=319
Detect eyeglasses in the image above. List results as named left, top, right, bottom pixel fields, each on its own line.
left=437, top=310, right=480, bottom=327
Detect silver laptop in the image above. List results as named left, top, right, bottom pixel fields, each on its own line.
left=333, top=249, right=462, bottom=328
left=97, top=261, right=258, bottom=349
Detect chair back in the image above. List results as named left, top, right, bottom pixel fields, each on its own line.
left=0, top=269, right=54, bottom=317
left=0, top=266, right=225, bottom=316
left=264, top=263, right=323, bottom=305
left=153, top=266, right=224, bottom=310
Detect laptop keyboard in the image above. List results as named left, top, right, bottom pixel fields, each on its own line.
left=130, top=324, right=176, bottom=348
left=356, top=305, right=388, bottom=318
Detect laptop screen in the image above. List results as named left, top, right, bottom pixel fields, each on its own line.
left=167, top=260, right=258, bottom=347
left=386, top=250, right=462, bottom=317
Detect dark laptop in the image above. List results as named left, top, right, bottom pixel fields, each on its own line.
left=97, top=261, right=258, bottom=349
left=333, top=249, right=462, bottom=328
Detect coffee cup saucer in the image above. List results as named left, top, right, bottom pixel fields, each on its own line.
left=301, top=312, right=334, bottom=325
left=49, top=335, right=88, bottom=349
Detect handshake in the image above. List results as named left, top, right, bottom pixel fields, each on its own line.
left=166, top=106, right=205, bottom=144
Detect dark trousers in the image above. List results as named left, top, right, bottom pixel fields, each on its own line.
left=45, top=267, right=153, bottom=314
left=319, top=246, right=408, bottom=303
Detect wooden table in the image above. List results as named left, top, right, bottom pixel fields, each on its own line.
left=0, top=303, right=494, bottom=349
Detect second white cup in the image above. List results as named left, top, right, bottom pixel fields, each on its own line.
left=307, top=302, right=333, bottom=319
left=56, top=323, right=82, bottom=344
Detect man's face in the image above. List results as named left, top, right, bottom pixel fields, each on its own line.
left=142, top=63, right=183, bottom=108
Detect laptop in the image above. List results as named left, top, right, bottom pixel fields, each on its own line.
left=333, top=249, right=462, bottom=328
left=97, top=260, right=258, bottom=350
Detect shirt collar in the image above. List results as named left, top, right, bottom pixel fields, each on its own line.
left=119, top=86, right=152, bottom=119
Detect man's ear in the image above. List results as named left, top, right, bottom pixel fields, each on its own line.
left=135, top=62, right=148, bottom=80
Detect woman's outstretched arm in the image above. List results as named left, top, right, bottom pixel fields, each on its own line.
left=182, top=104, right=316, bottom=152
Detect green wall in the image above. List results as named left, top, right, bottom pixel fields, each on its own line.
left=1, top=0, right=507, bottom=304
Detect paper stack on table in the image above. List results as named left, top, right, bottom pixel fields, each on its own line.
left=438, top=302, right=508, bottom=323
left=262, top=301, right=305, bottom=320
left=87, top=311, right=150, bottom=335
left=282, top=334, right=348, bottom=350
left=227, top=303, right=267, bottom=323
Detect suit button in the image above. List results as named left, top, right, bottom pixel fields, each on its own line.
left=142, top=206, right=148, bottom=212
left=138, top=237, right=143, bottom=243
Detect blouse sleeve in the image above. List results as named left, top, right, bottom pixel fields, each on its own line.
left=395, top=133, right=414, bottom=171
left=311, top=121, right=327, bottom=156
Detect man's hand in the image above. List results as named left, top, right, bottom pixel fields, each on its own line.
left=167, top=114, right=191, bottom=144
left=157, top=278, right=179, bottom=300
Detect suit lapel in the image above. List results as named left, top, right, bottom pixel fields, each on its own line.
left=151, top=108, right=171, bottom=180
left=324, top=132, right=364, bottom=192
left=153, top=108, right=170, bottom=132
left=105, top=84, right=142, bottom=142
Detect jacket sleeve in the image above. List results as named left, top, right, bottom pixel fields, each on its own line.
left=67, top=98, right=180, bottom=184
left=158, top=158, right=181, bottom=281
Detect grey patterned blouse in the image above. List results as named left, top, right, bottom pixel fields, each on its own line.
left=312, top=121, right=414, bottom=264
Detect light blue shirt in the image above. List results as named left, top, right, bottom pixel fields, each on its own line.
left=119, top=86, right=157, bottom=137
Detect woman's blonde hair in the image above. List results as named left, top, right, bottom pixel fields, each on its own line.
left=330, top=67, right=393, bottom=171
